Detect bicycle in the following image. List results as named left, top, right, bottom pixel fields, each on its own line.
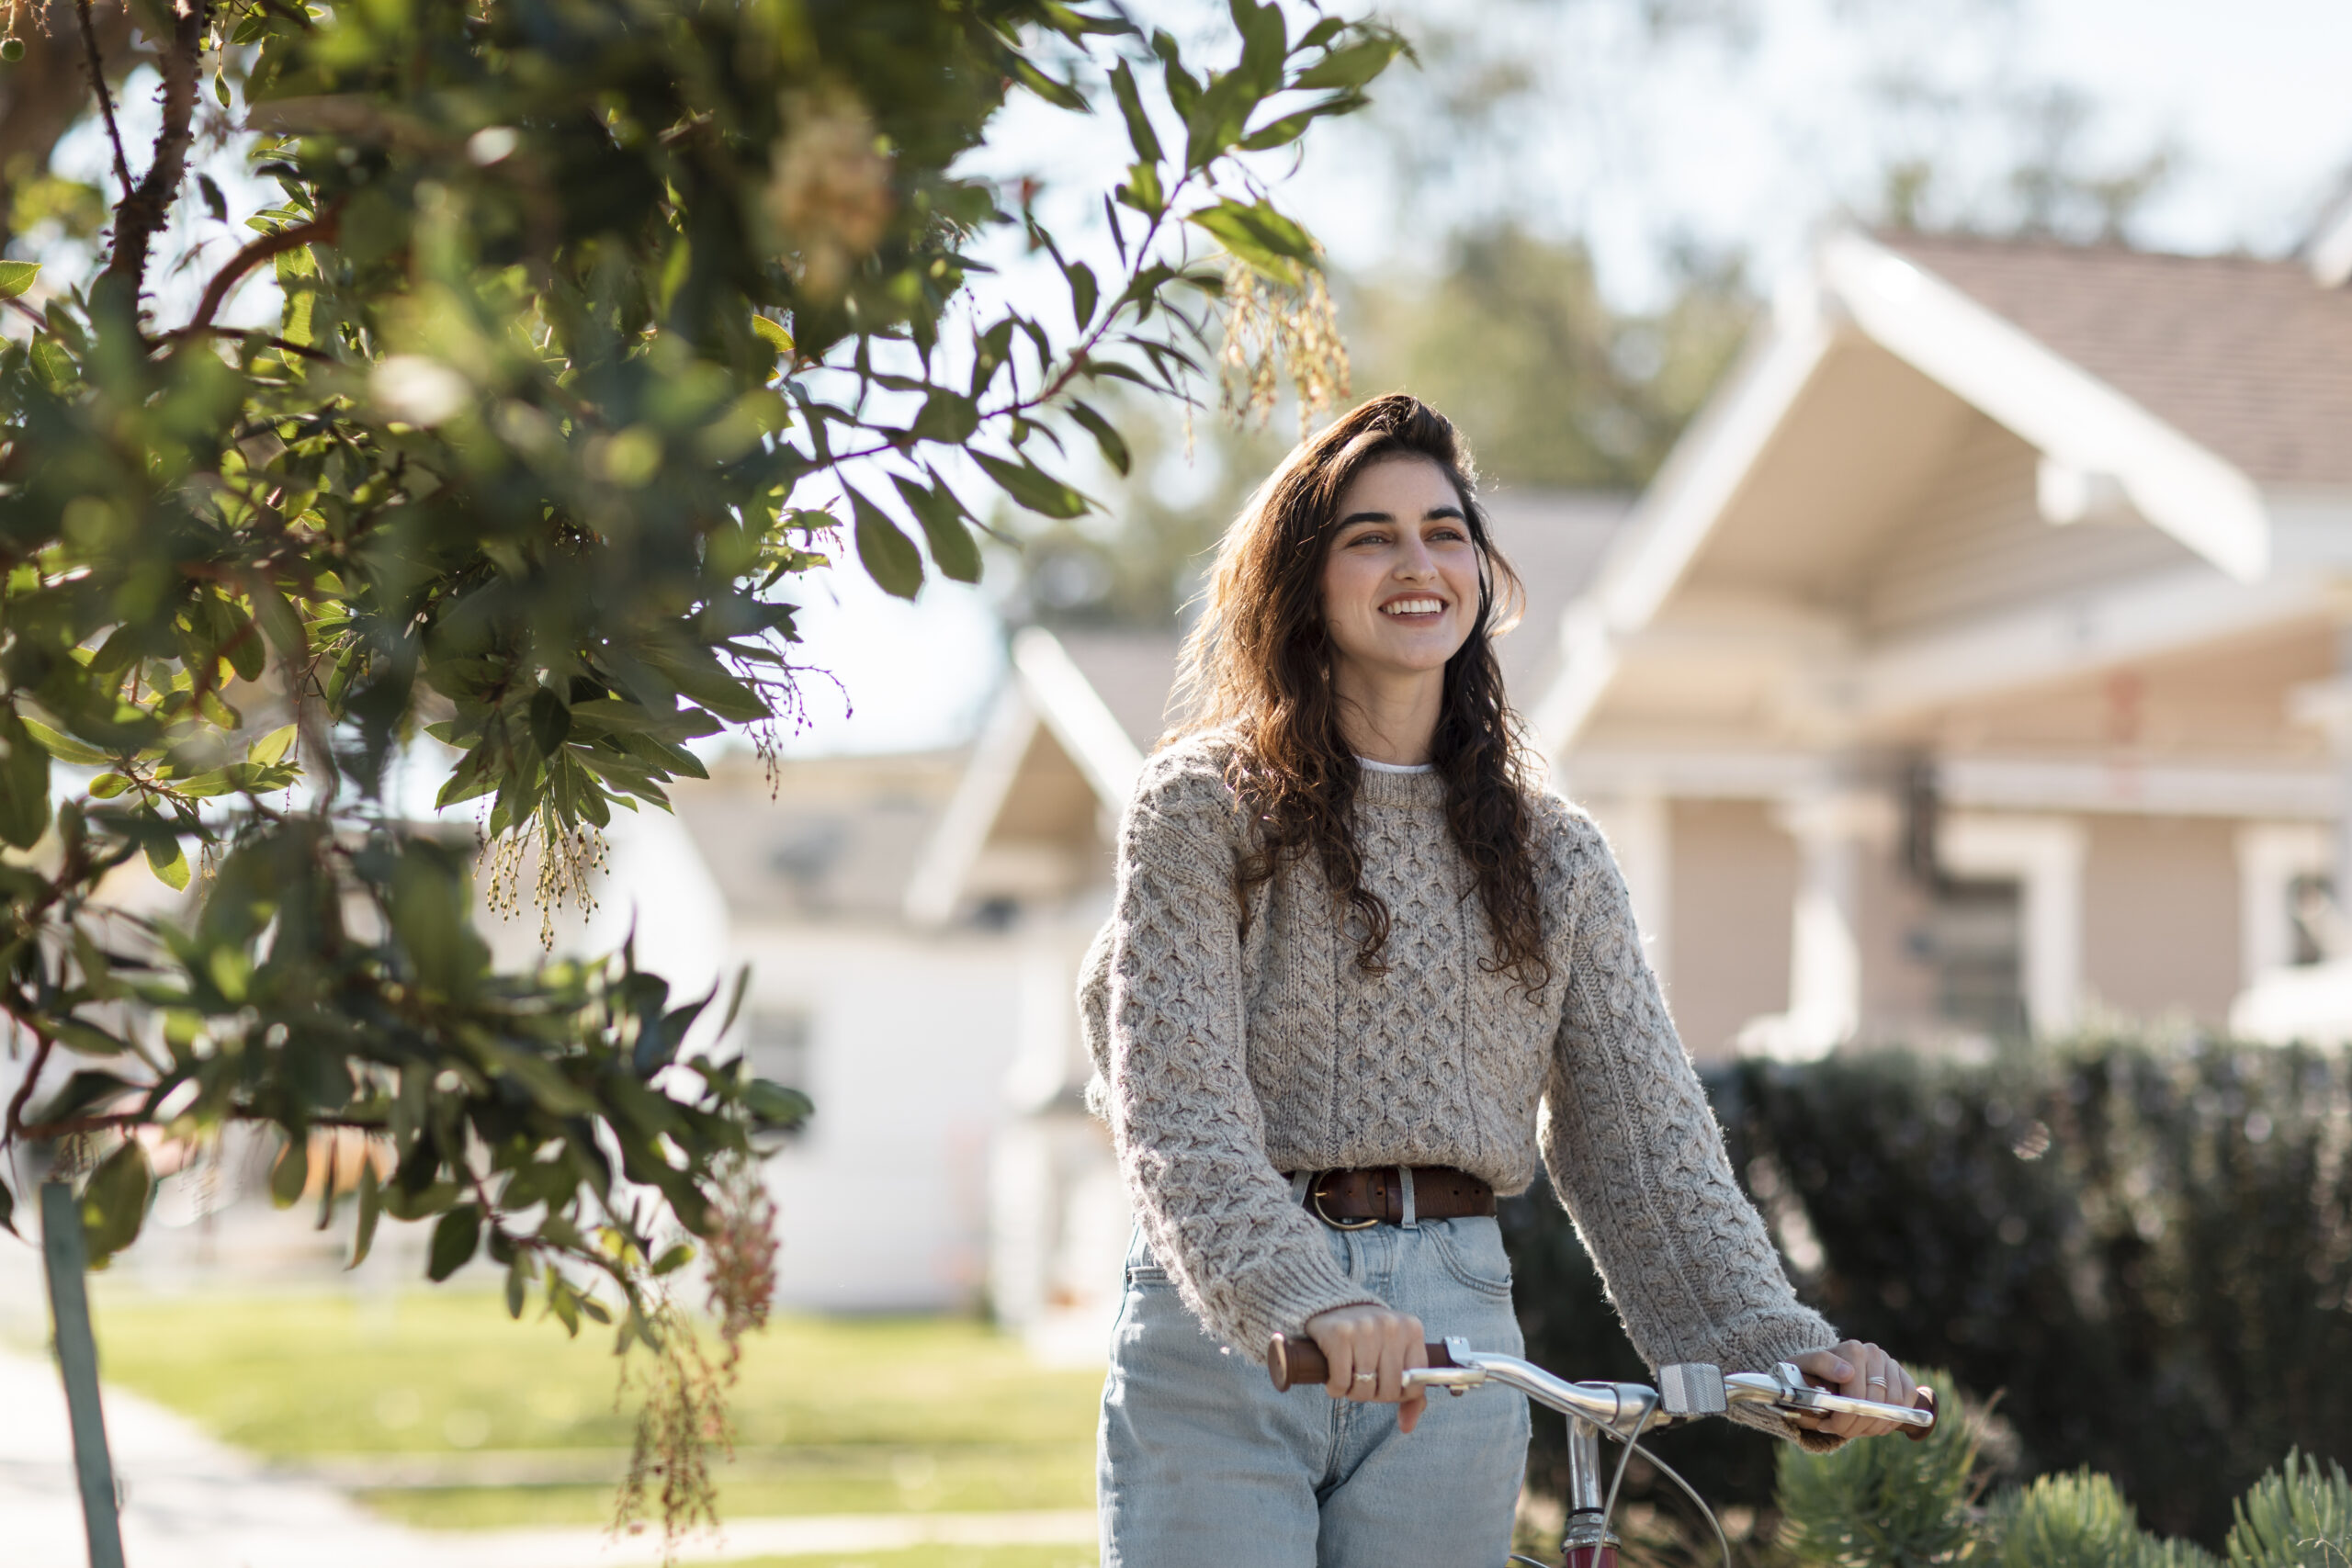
left=1266, top=1334, right=1939, bottom=1568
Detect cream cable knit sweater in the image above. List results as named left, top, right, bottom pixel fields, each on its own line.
left=1080, top=736, right=1842, bottom=1445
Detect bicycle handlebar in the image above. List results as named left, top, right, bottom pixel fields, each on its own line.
left=1265, top=1334, right=1938, bottom=1440
left=1266, top=1335, right=1452, bottom=1391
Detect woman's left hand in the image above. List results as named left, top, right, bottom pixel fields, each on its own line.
left=1790, top=1341, right=1919, bottom=1439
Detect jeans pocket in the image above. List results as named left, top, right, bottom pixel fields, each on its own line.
left=1427, top=1218, right=1514, bottom=1298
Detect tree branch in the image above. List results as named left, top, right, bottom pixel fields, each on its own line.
left=2, top=1032, right=53, bottom=1145
left=99, top=0, right=209, bottom=299
left=157, top=323, right=338, bottom=364
left=72, top=0, right=133, bottom=201
left=16, top=1107, right=390, bottom=1142
left=178, top=204, right=342, bottom=336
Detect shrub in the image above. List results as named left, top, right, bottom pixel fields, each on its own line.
left=2224, top=1451, right=2352, bottom=1568
left=1776, top=1370, right=1982, bottom=1568
left=1501, top=1037, right=2352, bottom=1544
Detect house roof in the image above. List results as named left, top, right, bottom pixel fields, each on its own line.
left=673, top=752, right=962, bottom=923
left=1534, top=228, right=2352, bottom=752
left=1879, top=232, right=2352, bottom=488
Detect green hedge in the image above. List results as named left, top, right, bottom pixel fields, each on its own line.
left=1500, top=1039, right=2352, bottom=1545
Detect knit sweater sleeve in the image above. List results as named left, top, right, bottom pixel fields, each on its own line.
left=1098, top=750, right=1384, bottom=1352
left=1537, top=806, right=1847, bottom=1450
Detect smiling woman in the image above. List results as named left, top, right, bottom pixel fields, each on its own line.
left=1078, top=393, right=1917, bottom=1568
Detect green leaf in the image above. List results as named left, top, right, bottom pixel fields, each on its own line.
left=144, top=834, right=191, bottom=891
left=349, top=1157, right=381, bottom=1269
left=1108, top=62, right=1161, bottom=162
left=28, top=335, right=74, bottom=392
left=849, top=487, right=923, bottom=599
left=1009, top=53, right=1089, bottom=112
left=1238, top=99, right=1353, bottom=152
left=746, top=1077, right=813, bottom=1130
left=247, top=724, right=298, bottom=766
left=650, top=1242, right=695, bottom=1277
left=1115, top=161, right=1166, bottom=219
left=0, top=260, right=39, bottom=300
left=1295, top=31, right=1408, bottom=92
left=1186, top=198, right=1317, bottom=285
left=86, top=773, right=130, bottom=799
left=527, top=688, right=571, bottom=755
left=751, top=314, right=794, bottom=357
left=390, top=844, right=487, bottom=997
left=1065, top=261, right=1099, bottom=330
left=910, top=389, right=980, bottom=445
left=80, top=1139, right=153, bottom=1262
left=21, top=719, right=111, bottom=767
left=427, top=1202, right=482, bottom=1281
left=1067, top=400, right=1132, bottom=476
left=890, top=473, right=983, bottom=584
left=270, top=1134, right=310, bottom=1209
left=0, top=712, right=51, bottom=849
left=972, top=451, right=1091, bottom=519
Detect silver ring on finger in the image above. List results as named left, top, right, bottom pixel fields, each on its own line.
left=1352, top=1371, right=1375, bottom=1385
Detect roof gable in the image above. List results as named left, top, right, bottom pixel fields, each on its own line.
left=1877, top=232, right=2352, bottom=489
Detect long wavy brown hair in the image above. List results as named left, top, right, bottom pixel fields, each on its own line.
left=1168, top=393, right=1553, bottom=995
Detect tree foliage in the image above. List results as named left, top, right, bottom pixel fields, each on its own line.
left=0, top=0, right=1396, bottom=1367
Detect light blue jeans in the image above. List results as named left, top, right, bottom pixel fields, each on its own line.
left=1098, top=1215, right=1531, bottom=1568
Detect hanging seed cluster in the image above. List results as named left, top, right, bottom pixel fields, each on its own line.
left=482, top=809, right=612, bottom=950
left=1217, top=255, right=1351, bottom=434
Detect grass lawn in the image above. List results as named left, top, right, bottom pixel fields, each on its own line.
left=83, top=1284, right=1104, bottom=1533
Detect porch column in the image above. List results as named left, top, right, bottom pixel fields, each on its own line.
left=2286, top=634, right=2352, bottom=936
left=1584, top=791, right=1673, bottom=991
left=1742, top=790, right=1896, bottom=1059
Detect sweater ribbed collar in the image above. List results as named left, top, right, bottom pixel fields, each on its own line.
left=1354, top=761, right=1448, bottom=809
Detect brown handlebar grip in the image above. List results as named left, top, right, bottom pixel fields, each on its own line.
left=1265, top=1335, right=1455, bottom=1392
left=1901, top=1385, right=1939, bottom=1441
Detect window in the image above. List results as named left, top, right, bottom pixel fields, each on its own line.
left=2290, top=873, right=2335, bottom=966
left=1926, top=878, right=2028, bottom=1039
left=743, top=1009, right=814, bottom=1140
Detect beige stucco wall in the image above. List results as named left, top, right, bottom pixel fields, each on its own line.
left=2081, top=814, right=2243, bottom=1024
left=1665, top=799, right=1796, bottom=1059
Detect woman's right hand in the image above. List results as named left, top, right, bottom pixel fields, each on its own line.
left=1303, top=1303, right=1430, bottom=1433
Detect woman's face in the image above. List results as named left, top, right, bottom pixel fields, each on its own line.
left=1318, top=456, right=1482, bottom=685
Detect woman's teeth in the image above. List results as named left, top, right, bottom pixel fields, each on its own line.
left=1383, top=598, right=1443, bottom=616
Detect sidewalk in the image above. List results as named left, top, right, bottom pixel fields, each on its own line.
left=2, top=1345, right=1093, bottom=1567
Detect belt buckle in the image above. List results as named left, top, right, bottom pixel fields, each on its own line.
left=1308, top=1170, right=1381, bottom=1230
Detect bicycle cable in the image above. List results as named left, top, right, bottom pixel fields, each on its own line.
left=1595, top=1399, right=1654, bottom=1551
left=1582, top=1407, right=1733, bottom=1568
left=1626, top=1438, right=1734, bottom=1568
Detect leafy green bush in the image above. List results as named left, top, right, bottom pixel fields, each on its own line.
left=1984, top=1470, right=2216, bottom=1568
left=1777, top=1371, right=1981, bottom=1568
left=1501, top=1039, right=2352, bottom=1545
left=2224, top=1452, right=2352, bottom=1568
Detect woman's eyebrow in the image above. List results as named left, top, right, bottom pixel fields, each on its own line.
left=1337, top=505, right=1466, bottom=528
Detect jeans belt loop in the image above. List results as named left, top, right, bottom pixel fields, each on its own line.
left=1289, top=1170, right=1311, bottom=1204
left=1398, top=1165, right=1419, bottom=1230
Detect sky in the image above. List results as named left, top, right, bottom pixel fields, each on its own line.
left=782, top=0, right=2352, bottom=758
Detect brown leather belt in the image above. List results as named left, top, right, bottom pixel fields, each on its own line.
left=1295, top=1166, right=1496, bottom=1229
